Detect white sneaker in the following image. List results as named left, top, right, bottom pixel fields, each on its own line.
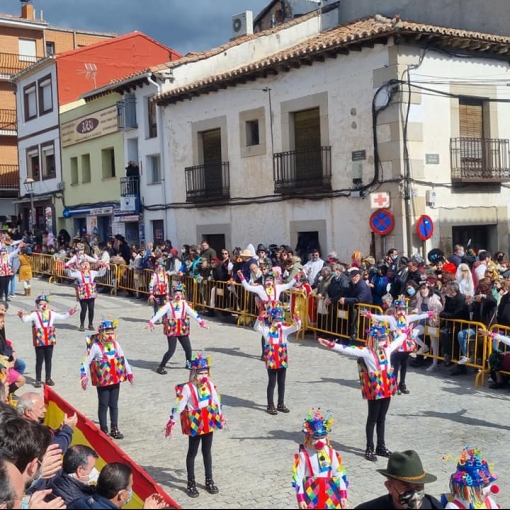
left=458, top=356, right=469, bottom=365
left=417, top=345, right=429, bottom=356
left=426, top=364, right=438, bottom=372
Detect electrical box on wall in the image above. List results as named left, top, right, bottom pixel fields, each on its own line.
left=426, top=189, right=437, bottom=207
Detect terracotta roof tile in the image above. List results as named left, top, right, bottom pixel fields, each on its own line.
left=154, top=16, right=510, bottom=103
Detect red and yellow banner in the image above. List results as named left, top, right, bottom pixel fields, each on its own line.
left=43, top=386, right=180, bottom=509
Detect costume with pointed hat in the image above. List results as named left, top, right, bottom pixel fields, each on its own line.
left=319, top=321, right=407, bottom=461
left=147, top=283, right=207, bottom=374
left=18, top=294, right=76, bottom=387
left=66, top=261, right=107, bottom=331
left=149, top=260, right=171, bottom=316
left=441, top=447, right=500, bottom=509
left=365, top=297, right=434, bottom=394
left=254, top=304, right=301, bottom=414
left=292, top=408, right=348, bottom=508
left=165, top=351, right=224, bottom=498
left=80, top=318, right=133, bottom=439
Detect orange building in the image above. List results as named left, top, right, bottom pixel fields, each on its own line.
left=0, top=1, right=116, bottom=222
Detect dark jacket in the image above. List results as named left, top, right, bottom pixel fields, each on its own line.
left=68, top=494, right=118, bottom=509
left=405, top=269, right=423, bottom=286
left=49, top=425, right=73, bottom=453
left=343, top=280, right=373, bottom=305
left=49, top=473, right=95, bottom=505
left=497, top=292, right=510, bottom=326
left=440, top=292, right=468, bottom=321
left=0, top=328, right=13, bottom=360
left=469, top=294, right=497, bottom=326
left=212, top=263, right=230, bottom=282
left=200, top=247, right=217, bottom=263
left=327, top=273, right=351, bottom=304
left=355, top=493, right=443, bottom=509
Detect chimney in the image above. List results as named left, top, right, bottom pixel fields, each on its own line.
left=21, top=3, right=35, bottom=20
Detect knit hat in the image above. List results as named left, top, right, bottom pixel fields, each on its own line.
left=187, top=351, right=211, bottom=371
left=302, top=408, right=333, bottom=438
left=450, top=447, right=497, bottom=487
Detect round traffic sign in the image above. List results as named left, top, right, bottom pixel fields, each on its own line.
left=369, top=209, right=394, bottom=236
left=416, top=215, right=434, bottom=241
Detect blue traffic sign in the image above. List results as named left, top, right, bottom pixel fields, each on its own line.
left=416, top=215, right=434, bottom=241
left=369, top=209, right=394, bottom=236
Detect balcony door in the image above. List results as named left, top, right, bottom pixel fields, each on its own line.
left=202, top=128, right=222, bottom=193
left=293, top=108, right=322, bottom=183
left=459, top=97, right=484, bottom=176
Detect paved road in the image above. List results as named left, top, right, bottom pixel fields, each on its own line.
left=6, top=277, right=510, bottom=508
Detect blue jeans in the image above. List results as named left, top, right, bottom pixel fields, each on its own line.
left=14, top=358, right=26, bottom=374
left=457, top=328, right=475, bottom=357
left=8, top=275, right=15, bottom=295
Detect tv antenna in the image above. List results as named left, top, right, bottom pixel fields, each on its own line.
left=77, top=63, right=98, bottom=89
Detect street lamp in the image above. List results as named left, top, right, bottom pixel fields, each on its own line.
left=23, top=177, right=35, bottom=233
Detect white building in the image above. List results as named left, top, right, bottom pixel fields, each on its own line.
left=148, top=12, right=510, bottom=259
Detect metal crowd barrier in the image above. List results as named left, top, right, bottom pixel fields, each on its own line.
left=477, top=324, right=510, bottom=387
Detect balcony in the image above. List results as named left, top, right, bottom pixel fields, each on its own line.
left=273, top=147, right=332, bottom=193
left=450, top=137, right=510, bottom=182
left=116, top=96, right=137, bottom=130
left=0, top=165, right=19, bottom=191
left=0, top=52, right=41, bottom=77
left=185, top=162, right=230, bottom=202
left=0, top=109, right=16, bottom=133
left=120, top=176, right=140, bottom=196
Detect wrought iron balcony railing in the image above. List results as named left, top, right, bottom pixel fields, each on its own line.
left=0, top=109, right=16, bottom=132
left=450, top=137, right=510, bottom=182
left=0, top=165, right=19, bottom=190
left=0, top=52, right=42, bottom=76
left=273, top=146, right=332, bottom=193
left=120, top=176, right=140, bottom=196
left=185, top=162, right=230, bottom=202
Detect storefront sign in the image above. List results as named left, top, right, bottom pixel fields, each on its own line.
left=89, top=207, right=113, bottom=216
left=61, top=105, right=118, bottom=147
left=114, top=215, right=139, bottom=222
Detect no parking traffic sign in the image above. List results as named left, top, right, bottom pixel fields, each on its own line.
left=369, top=209, right=394, bottom=236
left=416, top=215, right=434, bottom=241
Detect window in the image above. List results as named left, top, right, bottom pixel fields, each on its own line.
left=152, top=219, right=164, bottom=242
left=41, top=143, right=55, bottom=179
left=18, top=39, right=36, bottom=62
left=147, top=96, right=157, bottom=138
left=459, top=97, right=484, bottom=138
left=117, top=95, right=137, bottom=129
left=101, top=148, right=116, bottom=179
left=70, top=157, right=78, bottom=185
left=81, top=154, right=91, bottom=183
left=26, top=147, right=39, bottom=180
left=45, top=41, right=55, bottom=56
left=23, top=84, right=37, bottom=121
left=38, top=76, right=53, bottom=115
left=148, top=155, right=161, bottom=183
left=245, top=119, right=260, bottom=146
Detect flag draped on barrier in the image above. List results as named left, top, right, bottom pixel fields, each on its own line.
left=43, top=386, right=179, bottom=509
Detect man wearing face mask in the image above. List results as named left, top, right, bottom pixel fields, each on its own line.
left=48, top=445, right=99, bottom=505
left=355, top=450, right=442, bottom=509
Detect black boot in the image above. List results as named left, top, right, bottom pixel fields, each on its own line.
left=205, top=477, right=219, bottom=494
left=277, top=403, right=290, bottom=413
left=399, top=383, right=410, bottom=394
left=376, top=445, right=392, bottom=457
left=187, top=479, right=199, bottom=498
left=109, top=427, right=124, bottom=439
left=365, top=447, right=377, bottom=462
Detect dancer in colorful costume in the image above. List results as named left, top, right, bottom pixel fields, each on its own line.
left=254, top=303, right=301, bottom=415
left=318, top=321, right=406, bottom=461
left=292, top=408, right=348, bottom=509
left=67, top=260, right=107, bottom=331
left=65, top=242, right=97, bottom=268
left=441, top=446, right=500, bottom=509
left=0, top=242, right=21, bottom=302
left=165, top=351, right=224, bottom=499
left=148, top=259, right=171, bottom=315
left=18, top=294, right=77, bottom=388
left=80, top=319, right=133, bottom=439
left=147, top=282, right=208, bottom=374
left=362, top=296, right=435, bottom=394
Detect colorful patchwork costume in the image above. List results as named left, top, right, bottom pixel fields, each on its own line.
left=165, top=351, right=223, bottom=499
left=319, top=321, right=406, bottom=461
left=292, top=408, right=348, bottom=509
left=149, top=260, right=171, bottom=316
left=442, top=447, right=500, bottom=509
left=80, top=319, right=133, bottom=439
left=18, top=294, right=76, bottom=387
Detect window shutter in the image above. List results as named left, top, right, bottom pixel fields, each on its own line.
left=459, top=101, right=483, bottom=138
left=294, top=108, right=321, bottom=149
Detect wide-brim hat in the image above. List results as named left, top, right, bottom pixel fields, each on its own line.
left=377, top=450, right=437, bottom=484
left=240, top=249, right=253, bottom=257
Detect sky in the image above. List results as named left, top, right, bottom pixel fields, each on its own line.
left=2, top=0, right=270, bottom=55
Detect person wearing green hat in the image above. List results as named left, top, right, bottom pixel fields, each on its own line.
left=355, top=450, right=442, bottom=509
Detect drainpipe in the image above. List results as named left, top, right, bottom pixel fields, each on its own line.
left=146, top=74, right=168, bottom=238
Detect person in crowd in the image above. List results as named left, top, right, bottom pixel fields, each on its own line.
left=165, top=352, right=224, bottom=499
left=441, top=446, right=499, bottom=510
left=199, top=240, right=216, bottom=264
left=380, top=248, right=399, bottom=268
left=255, top=304, right=301, bottom=415
left=16, top=244, right=32, bottom=298
left=18, top=294, right=77, bottom=388
left=7, top=238, right=21, bottom=298
left=0, top=455, right=25, bottom=509
left=480, top=327, right=510, bottom=389
left=491, top=277, right=506, bottom=306
left=448, top=244, right=467, bottom=268
left=48, top=445, right=98, bottom=505
left=292, top=408, right=348, bottom=509
left=80, top=319, right=133, bottom=440
left=494, top=251, right=508, bottom=274
left=148, top=283, right=208, bottom=375
left=455, top=263, right=475, bottom=298
left=368, top=264, right=390, bottom=307
left=148, top=260, right=171, bottom=317
left=303, top=249, right=324, bottom=287
left=405, top=255, right=424, bottom=286
left=497, top=281, right=510, bottom=326
left=355, top=450, right=442, bottom=509
left=166, top=247, right=182, bottom=275
left=324, top=264, right=350, bottom=307
left=65, top=243, right=97, bottom=269
left=256, top=244, right=272, bottom=268
left=315, top=266, right=334, bottom=330
left=17, top=392, right=77, bottom=452
left=318, top=322, right=406, bottom=462
left=403, top=280, right=419, bottom=310
left=0, top=242, right=21, bottom=302
left=473, top=250, right=490, bottom=287
left=67, top=260, right=107, bottom=332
